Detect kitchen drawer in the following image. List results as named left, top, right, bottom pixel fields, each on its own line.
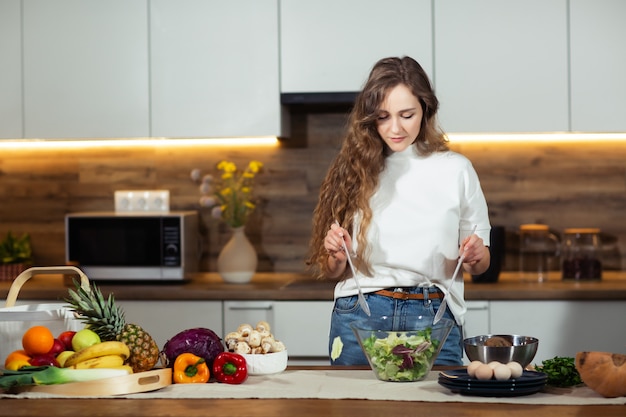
left=223, top=301, right=275, bottom=337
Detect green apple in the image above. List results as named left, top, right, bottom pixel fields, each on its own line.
left=55, top=350, right=75, bottom=367
left=71, top=328, right=101, bottom=352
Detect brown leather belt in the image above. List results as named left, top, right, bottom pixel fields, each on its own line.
left=373, top=289, right=443, bottom=300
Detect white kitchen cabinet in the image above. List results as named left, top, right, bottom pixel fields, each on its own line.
left=273, top=301, right=333, bottom=359
left=280, top=0, right=433, bottom=93
left=570, top=0, right=626, bottom=132
left=22, top=0, right=150, bottom=138
left=117, top=300, right=223, bottom=351
left=490, top=300, right=626, bottom=365
left=0, top=0, right=22, bottom=139
left=462, top=301, right=490, bottom=364
left=150, top=0, right=284, bottom=138
left=433, top=0, right=569, bottom=133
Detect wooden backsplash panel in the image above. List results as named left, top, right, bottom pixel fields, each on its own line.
left=0, top=113, right=624, bottom=274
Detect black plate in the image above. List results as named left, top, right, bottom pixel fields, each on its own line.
left=437, top=369, right=547, bottom=397
left=438, top=379, right=545, bottom=397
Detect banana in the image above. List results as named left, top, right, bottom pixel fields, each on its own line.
left=111, top=365, right=134, bottom=374
left=64, top=341, right=130, bottom=368
left=70, top=354, right=125, bottom=369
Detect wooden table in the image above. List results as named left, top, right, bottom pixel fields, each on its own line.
left=1, top=367, right=624, bottom=417
left=1, top=398, right=623, bottom=417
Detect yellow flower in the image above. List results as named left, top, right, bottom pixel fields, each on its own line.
left=248, top=161, right=263, bottom=173
left=193, top=160, right=264, bottom=228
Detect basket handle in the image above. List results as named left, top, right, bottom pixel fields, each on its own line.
left=4, top=266, right=90, bottom=308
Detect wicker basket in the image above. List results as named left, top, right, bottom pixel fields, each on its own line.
left=0, top=263, right=27, bottom=282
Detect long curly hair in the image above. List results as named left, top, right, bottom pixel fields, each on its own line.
left=306, top=56, right=449, bottom=279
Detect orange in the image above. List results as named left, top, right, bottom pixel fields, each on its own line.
left=4, top=349, right=31, bottom=368
left=21, top=325, right=55, bottom=356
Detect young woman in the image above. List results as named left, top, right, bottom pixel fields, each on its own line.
left=307, top=56, right=491, bottom=366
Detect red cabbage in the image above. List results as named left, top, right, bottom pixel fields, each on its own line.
left=160, top=327, right=225, bottom=369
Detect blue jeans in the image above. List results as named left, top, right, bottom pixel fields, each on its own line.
left=329, top=287, right=463, bottom=366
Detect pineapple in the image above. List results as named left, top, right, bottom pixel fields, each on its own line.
left=66, top=279, right=160, bottom=373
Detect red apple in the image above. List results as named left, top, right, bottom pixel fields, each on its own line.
left=47, top=338, right=66, bottom=357
left=29, top=354, right=60, bottom=367
left=58, top=331, right=77, bottom=351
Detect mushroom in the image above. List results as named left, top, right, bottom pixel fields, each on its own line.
left=261, top=337, right=274, bottom=354
left=248, top=330, right=262, bottom=348
left=224, top=331, right=243, bottom=351
left=256, top=320, right=271, bottom=333
left=234, top=341, right=251, bottom=354
left=237, top=323, right=253, bottom=337
left=271, top=340, right=286, bottom=353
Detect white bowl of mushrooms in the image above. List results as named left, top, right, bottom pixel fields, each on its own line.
left=224, top=320, right=288, bottom=375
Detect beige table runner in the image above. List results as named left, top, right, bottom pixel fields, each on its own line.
left=2, top=370, right=625, bottom=406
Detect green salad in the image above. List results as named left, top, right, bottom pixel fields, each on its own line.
left=361, top=328, right=439, bottom=382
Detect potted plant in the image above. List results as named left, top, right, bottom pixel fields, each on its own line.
left=0, top=231, right=34, bottom=281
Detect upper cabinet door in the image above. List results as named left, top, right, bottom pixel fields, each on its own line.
left=0, top=0, right=22, bottom=139
left=280, top=0, right=433, bottom=93
left=570, top=0, right=626, bottom=132
left=150, top=0, right=282, bottom=138
left=434, top=0, right=569, bottom=133
left=23, top=0, right=149, bottom=139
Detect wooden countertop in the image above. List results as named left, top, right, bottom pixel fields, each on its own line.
left=1, top=397, right=623, bottom=417
left=2, top=270, right=626, bottom=303
left=0, top=367, right=624, bottom=417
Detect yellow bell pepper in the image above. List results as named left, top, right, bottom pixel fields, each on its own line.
left=5, top=359, right=32, bottom=371
left=173, top=353, right=210, bottom=384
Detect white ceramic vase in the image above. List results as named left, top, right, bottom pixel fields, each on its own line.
left=217, top=226, right=257, bottom=284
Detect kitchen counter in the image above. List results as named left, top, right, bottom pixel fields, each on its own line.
left=2, top=271, right=626, bottom=303
left=0, top=367, right=624, bottom=417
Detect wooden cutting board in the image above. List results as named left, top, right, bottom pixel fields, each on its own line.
left=16, top=368, right=172, bottom=396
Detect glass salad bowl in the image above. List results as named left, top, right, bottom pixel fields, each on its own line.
left=350, top=315, right=454, bottom=382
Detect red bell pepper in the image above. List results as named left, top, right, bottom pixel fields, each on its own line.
left=212, top=352, right=248, bottom=384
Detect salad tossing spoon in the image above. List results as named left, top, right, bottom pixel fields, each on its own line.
left=433, top=225, right=477, bottom=325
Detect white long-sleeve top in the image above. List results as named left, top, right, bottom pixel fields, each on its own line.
left=334, top=147, right=491, bottom=326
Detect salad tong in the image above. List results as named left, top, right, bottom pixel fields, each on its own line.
left=335, top=220, right=371, bottom=316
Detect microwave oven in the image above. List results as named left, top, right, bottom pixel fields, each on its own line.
left=65, top=211, right=199, bottom=281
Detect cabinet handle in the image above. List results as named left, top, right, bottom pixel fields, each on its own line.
left=226, top=302, right=274, bottom=310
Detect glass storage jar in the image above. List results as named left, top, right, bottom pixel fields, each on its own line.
left=519, top=224, right=560, bottom=282
left=561, top=228, right=602, bottom=281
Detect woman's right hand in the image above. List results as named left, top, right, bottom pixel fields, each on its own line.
left=324, top=223, right=352, bottom=278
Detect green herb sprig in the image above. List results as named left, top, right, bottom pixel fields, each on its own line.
left=534, top=356, right=583, bottom=387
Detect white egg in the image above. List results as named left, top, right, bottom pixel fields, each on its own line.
left=493, top=364, right=512, bottom=381
left=475, top=363, right=494, bottom=380
left=487, top=360, right=503, bottom=369
left=506, top=361, right=524, bottom=378
left=467, top=361, right=483, bottom=378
